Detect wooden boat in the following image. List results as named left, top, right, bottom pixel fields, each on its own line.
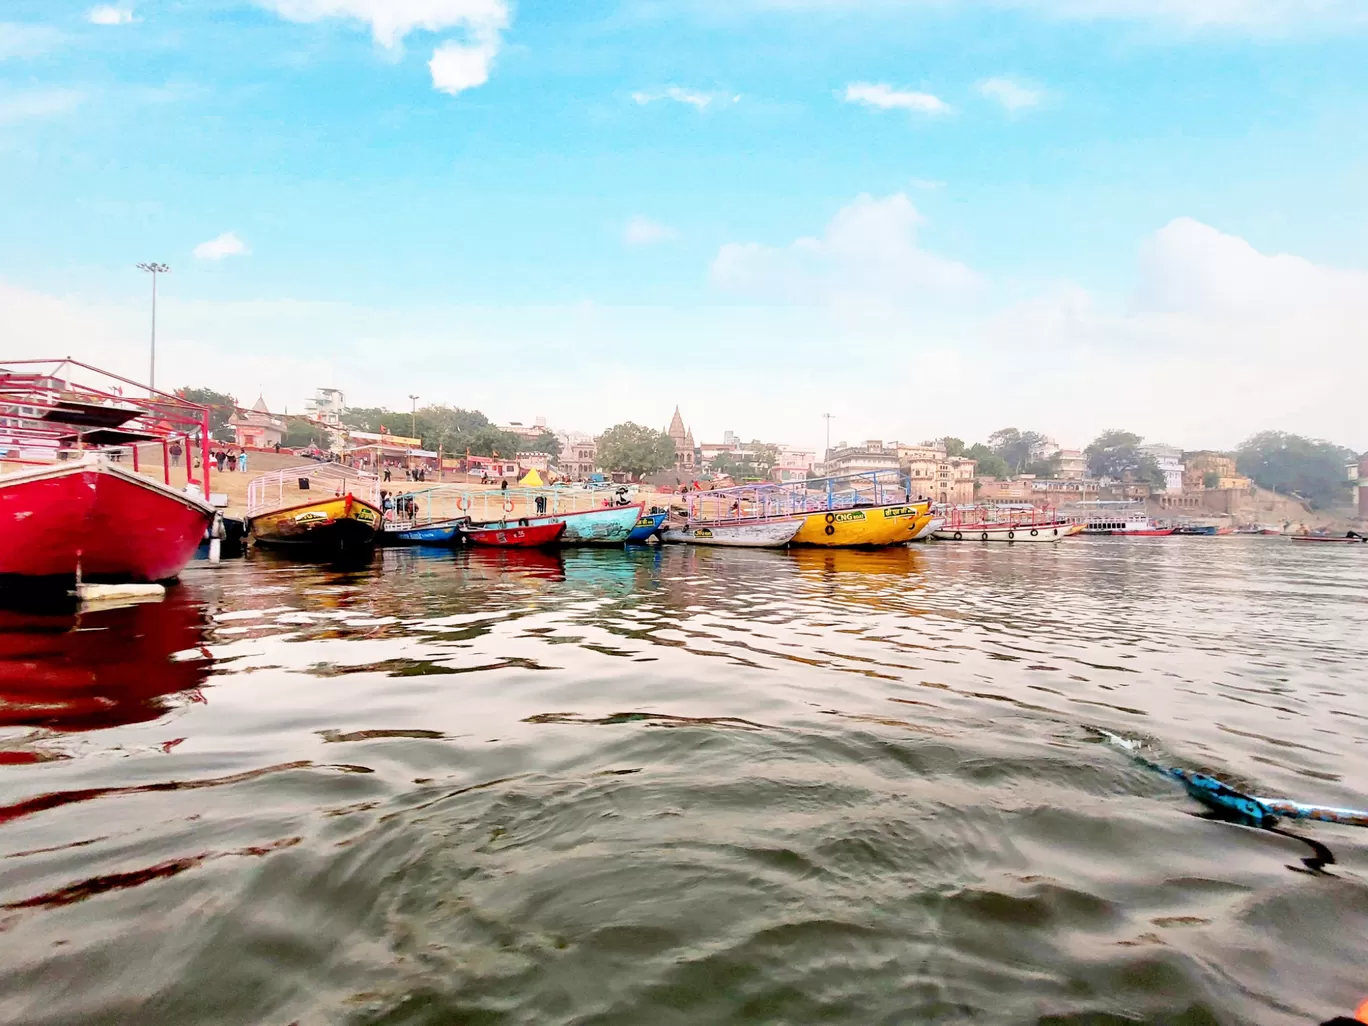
left=908, top=516, right=945, bottom=542
left=791, top=501, right=931, bottom=547
left=0, top=359, right=216, bottom=586
left=463, top=521, right=566, bottom=548
left=933, top=520, right=1071, bottom=542
left=246, top=464, right=382, bottom=553
left=516, top=503, right=644, bottom=545
left=382, top=517, right=467, bottom=546
left=626, top=511, right=668, bottom=543
left=660, top=519, right=802, bottom=548
left=1289, top=533, right=1366, bottom=544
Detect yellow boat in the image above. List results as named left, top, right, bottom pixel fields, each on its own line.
left=791, top=501, right=931, bottom=547
left=246, top=464, right=383, bottom=553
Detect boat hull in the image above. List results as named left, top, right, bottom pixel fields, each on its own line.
left=463, top=522, right=566, bottom=548
left=382, top=518, right=466, bottom=546
left=516, top=504, right=644, bottom=545
left=1290, top=535, right=1367, bottom=544
left=791, top=502, right=930, bottom=547
left=908, top=516, right=945, bottom=542
left=661, top=519, right=802, bottom=548
left=248, top=494, right=382, bottom=552
left=933, top=521, right=1071, bottom=543
left=626, top=511, right=668, bottom=543
left=0, top=458, right=214, bottom=583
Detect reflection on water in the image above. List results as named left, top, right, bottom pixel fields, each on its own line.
left=0, top=539, right=1365, bottom=1026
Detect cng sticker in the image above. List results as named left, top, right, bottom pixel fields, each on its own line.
left=832, top=510, right=866, bottom=523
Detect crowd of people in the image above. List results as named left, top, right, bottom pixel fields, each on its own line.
left=209, top=447, right=249, bottom=473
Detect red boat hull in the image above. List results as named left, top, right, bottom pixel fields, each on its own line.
left=463, top=522, right=566, bottom=548
left=0, top=459, right=214, bottom=582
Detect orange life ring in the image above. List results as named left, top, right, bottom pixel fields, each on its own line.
left=503, top=499, right=514, bottom=513
left=457, top=496, right=470, bottom=511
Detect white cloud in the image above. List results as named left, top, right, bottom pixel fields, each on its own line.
left=255, top=0, right=510, bottom=94
left=632, top=87, right=734, bottom=109
left=0, top=88, right=85, bottom=126
left=0, top=22, right=63, bottom=59
left=978, top=76, right=1044, bottom=111
left=711, top=193, right=979, bottom=302
left=193, top=231, right=251, bottom=260
left=623, top=216, right=679, bottom=246
left=843, top=82, right=950, bottom=115
left=87, top=5, right=135, bottom=24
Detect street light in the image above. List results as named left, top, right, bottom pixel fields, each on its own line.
left=136, top=262, right=170, bottom=390
left=409, top=394, right=419, bottom=439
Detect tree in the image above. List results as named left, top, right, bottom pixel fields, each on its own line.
left=1023, top=452, right=1062, bottom=478
left=340, top=406, right=391, bottom=432
left=965, top=443, right=1009, bottom=479
left=283, top=416, right=328, bottom=450
left=530, top=430, right=563, bottom=460
left=940, top=437, right=966, bottom=457
left=1236, top=431, right=1354, bottom=509
left=987, top=427, right=1049, bottom=475
left=466, top=425, right=522, bottom=458
left=1086, top=429, right=1146, bottom=480
left=177, top=387, right=237, bottom=442
left=749, top=441, right=779, bottom=477
left=1203, top=471, right=1220, bottom=490
left=597, top=422, right=676, bottom=480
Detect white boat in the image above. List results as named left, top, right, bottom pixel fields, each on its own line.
left=933, top=521, right=1070, bottom=542
left=908, top=516, right=945, bottom=542
left=660, top=519, right=802, bottom=548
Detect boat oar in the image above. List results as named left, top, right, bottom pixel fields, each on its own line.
left=1097, top=730, right=1368, bottom=829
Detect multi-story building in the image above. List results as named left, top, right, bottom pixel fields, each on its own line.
left=306, top=387, right=345, bottom=428
left=897, top=443, right=976, bottom=504
left=499, top=417, right=549, bottom=442
left=823, top=441, right=902, bottom=476
left=1183, top=452, right=1251, bottom=491
left=1139, top=443, right=1185, bottom=493
left=770, top=445, right=817, bottom=483
left=561, top=438, right=598, bottom=480
left=666, top=407, right=696, bottom=471
left=1055, top=449, right=1087, bottom=480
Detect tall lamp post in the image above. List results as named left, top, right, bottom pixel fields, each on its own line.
left=822, top=412, right=835, bottom=465
left=136, top=262, right=170, bottom=390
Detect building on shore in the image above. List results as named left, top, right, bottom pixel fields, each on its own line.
left=306, top=387, right=345, bottom=428
left=823, top=441, right=901, bottom=476
left=561, top=437, right=598, bottom=480
left=666, top=407, right=696, bottom=471
left=1055, top=448, right=1087, bottom=480
left=771, top=445, right=817, bottom=483
left=228, top=396, right=286, bottom=449
left=1139, top=443, right=1185, bottom=493
left=1183, top=452, right=1251, bottom=491
left=897, top=443, right=976, bottom=504
left=1354, top=454, right=1368, bottom=518
left=499, top=418, right=549, bottom=442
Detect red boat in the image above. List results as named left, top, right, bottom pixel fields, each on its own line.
left=462, top=521, right=566, bottom=548
left=0, top=359, right=216, bottom=586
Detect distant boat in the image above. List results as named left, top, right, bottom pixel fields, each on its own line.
left=463, top=521, right=566, bottom=548
left=660, top=519, right=802, bottom=548
left=383, top=518, right=467, bottom=546
left=626, top=511, right=668, bottom=543
left=1289, top=532, right=1366, bottom=544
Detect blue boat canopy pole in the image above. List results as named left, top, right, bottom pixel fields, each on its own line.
left=1100, top=731, right=1368, bottom=829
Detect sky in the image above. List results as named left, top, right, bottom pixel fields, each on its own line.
left=2, top=0, right=1366, bottom=454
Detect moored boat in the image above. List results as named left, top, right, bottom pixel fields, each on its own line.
left=246, top=464, right=382, bottom=553
left=516, top=503, right=644, bottom=545
left=1289, top=532, right=1366, bottom=544
left=933, top=520, right=1071, bottom=542
left=790, top=502, right=930, bottom=547
left=463, top=521, right=566, bottom=548
left=626, top=510, right=668, bottom=543
left=908, top=516, right=945, bottom=542
left=660, top=519, right=802, bottom=548
left=382, top=517, right=467, bottom=546
left=1062, top=503, right=1175, bottom=536
left=0, top=359, right=217, bottom=587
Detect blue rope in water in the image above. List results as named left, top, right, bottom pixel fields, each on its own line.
left=1099, top=731, right=1368, bottom=828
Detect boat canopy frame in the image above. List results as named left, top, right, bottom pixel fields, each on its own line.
left=0, top=357, right=212, bottom=494
left=683, top=469, right=913, bottom=523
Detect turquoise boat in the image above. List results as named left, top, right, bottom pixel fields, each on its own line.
left=625, top=511, right=667, bottom=543
left=514, top=503, right=643, bottom=545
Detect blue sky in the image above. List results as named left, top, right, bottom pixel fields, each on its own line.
left=3, top=0, right=1366, bottom=452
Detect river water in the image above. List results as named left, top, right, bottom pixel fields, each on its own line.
left=0, top=539, right=1365, bottom=1026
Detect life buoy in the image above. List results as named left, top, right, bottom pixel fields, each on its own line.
left=824, top=524, right=836, bottom=536
left=1030, top=529, right=1038, bottom=537
left=456, top=496, right=470, bottom=511
left=1008, top=531, right=1015, bottom=540
left=953, top=531, right=962, bottom=541
left=503, top=499, right=514, bottom=513
left=1052, top=528, right=1058, bottom=536
left=825, top=512, right=836, bottom=524
left=981, top=532, right=989, bottom=541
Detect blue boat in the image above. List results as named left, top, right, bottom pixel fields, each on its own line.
left=382, top=518, right=466, bottom=546
left=625, top=511, right=667, bottom=543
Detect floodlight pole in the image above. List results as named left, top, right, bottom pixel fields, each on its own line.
left=136, top=262, right=170, bottom=390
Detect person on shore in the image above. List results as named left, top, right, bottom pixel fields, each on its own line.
left=383, top=467, right=391, bottom=483
left=215, top=449, right=227, bottom=473
left=238, top=449, right=248, bottom=473
left=501, top=479, right=508, bottom=492
left=169, top=441, right=182, bottom=468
